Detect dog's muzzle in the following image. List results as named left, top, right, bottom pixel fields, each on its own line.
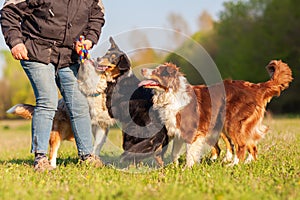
left=95, top=58, right=116, bottom=72
left=96, top=65, right=109, bottom=72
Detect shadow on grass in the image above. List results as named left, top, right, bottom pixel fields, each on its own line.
left=101, top=154, right=169, bottom=170
left=0, top=153, right=177, bottom=172
left=0, top=155, right=164, bottom=168
left=0, top=157, right=78, bottom=167
left=0, top=158, right=33, bottom=166
left=0, top=154, right=223, bottom=173
left=0, top=154, right=218, bottom=166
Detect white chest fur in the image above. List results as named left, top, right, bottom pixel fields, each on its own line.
left=153, top=78, right=191, bottom=139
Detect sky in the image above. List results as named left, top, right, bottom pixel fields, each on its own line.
left=0, top=0, right=226, bottom=50
left=0, top=0, right=227, bottom=77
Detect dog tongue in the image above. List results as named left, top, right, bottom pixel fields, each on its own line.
left=96, top=65, right=109, bottom=71
left=138, top=80, right=158, bottom=87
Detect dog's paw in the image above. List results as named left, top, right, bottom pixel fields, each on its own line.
left=210, top=154, right=218, bottom=161
left=222, top=151, right=233, bottom=163
left=244, top=154, right=254, bottom=164
left=226, top=156, right=239, bottom=167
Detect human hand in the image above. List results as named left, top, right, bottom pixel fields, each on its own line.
left=75, top=39, right=93, bottom=55
left=11, top=43, right=29, bottom=60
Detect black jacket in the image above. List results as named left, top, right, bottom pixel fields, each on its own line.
left=1, top=0, right=105, bottom=68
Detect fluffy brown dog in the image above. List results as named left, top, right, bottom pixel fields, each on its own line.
left=140, top=60, right=293, bottom=167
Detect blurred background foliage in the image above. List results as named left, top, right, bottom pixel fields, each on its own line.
left=0, top=0, right=299, bottom=118
left=166, top=0, right=300, bottom=114
left=0, top=50, right=35, bottom=119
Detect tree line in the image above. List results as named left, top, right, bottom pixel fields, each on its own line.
left=167, top=0, right=299, bottom=114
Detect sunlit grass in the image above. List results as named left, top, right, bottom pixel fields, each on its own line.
left=0, top=118, right=299, bottom=200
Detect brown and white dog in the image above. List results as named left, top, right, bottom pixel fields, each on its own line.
left=140, top=60, right=293, bottom=167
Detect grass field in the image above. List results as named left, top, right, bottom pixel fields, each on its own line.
left=0, top=117, right=299, bottom=200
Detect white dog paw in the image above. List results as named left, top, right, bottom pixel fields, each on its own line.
left=222, top=151, right=233, bottom=163
left=210, top=154, right=218, bottom=161
left=226, top=156, right=239, bottom=167
left=244, top=154, right=254, bottom=164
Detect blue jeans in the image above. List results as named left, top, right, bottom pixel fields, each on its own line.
left=21, top=61, right=93, bottom=157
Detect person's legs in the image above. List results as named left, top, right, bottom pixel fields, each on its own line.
left=56, top=63, right=94, bottom=157
left=21, top=61, right=58, bottom=171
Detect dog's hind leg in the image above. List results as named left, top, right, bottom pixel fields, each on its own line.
left=171, top=135, right=184, bottom=166
left=211, top=132, right=232, bottom=161
left=49, top=131, right=61, bottom=168
left=245, top=144, right=257, bottom=164
left=210, top=143, right=220, bottom=161
left=228, top=142, right=246, bottom=166
left=237, top=143, right=247, bottom=162
left=92, top=125, right=109, bottom=156
left=221, top=132, right=234, bottom=163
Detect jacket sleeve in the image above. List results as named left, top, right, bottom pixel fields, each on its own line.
left=83, top=0, right=105, bottom=46
left=0, top=0, right=28, bottom=49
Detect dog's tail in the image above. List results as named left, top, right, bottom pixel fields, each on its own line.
left=6, top=104, right=35, bottom=119
left=264, top=60, right=293, bottom=100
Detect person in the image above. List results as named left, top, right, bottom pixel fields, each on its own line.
left=1, top=0, right=105, bottom=171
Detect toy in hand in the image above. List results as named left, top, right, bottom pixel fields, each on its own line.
left=77, top=35, right=90, bottom=63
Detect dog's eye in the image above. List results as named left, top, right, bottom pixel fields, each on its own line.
left=161, top=69, right=169, bottom=76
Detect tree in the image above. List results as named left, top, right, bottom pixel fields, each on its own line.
left=164, top=12, right=217, bottom=85
left=166, top=12, right=191, bottom=48
left=165, top=0, right=300, bottom=113
left=128, top=29, right=163, bottom=68
left=197, top=10, right=214, bottom=31
left=213, top=0, right=300, bottom=113
left=0, top=79, right=10, bottom=119
left=0, top=50, right=35, bottom=118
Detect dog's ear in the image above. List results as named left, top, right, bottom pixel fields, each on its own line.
left=167, top=65, right=179, bottom=76
left=117, top=54, right=131, bottom=71
left=109, top=37, right=119, bottom=49
left=160, top=65, right=178, bottom=76
left=266, top=60, right=277, bottom=78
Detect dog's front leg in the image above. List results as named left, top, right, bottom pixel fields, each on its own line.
left=49, top=131, right=61, bottom=168
left=171, top=135, right=184, bottom=166
left=92, top=125, right=109, bottom=156
left=186, top=137, right=211, bottom=168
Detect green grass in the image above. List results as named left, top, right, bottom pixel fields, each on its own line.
left=0, top=118, right=299, bottom=200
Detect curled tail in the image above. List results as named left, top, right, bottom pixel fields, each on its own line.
left=265, top=60, right=293, bottom=99
left=6, top=104, right=35, bottom=119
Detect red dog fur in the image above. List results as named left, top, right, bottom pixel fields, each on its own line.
left=140, top=60, right=293, bottom=167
